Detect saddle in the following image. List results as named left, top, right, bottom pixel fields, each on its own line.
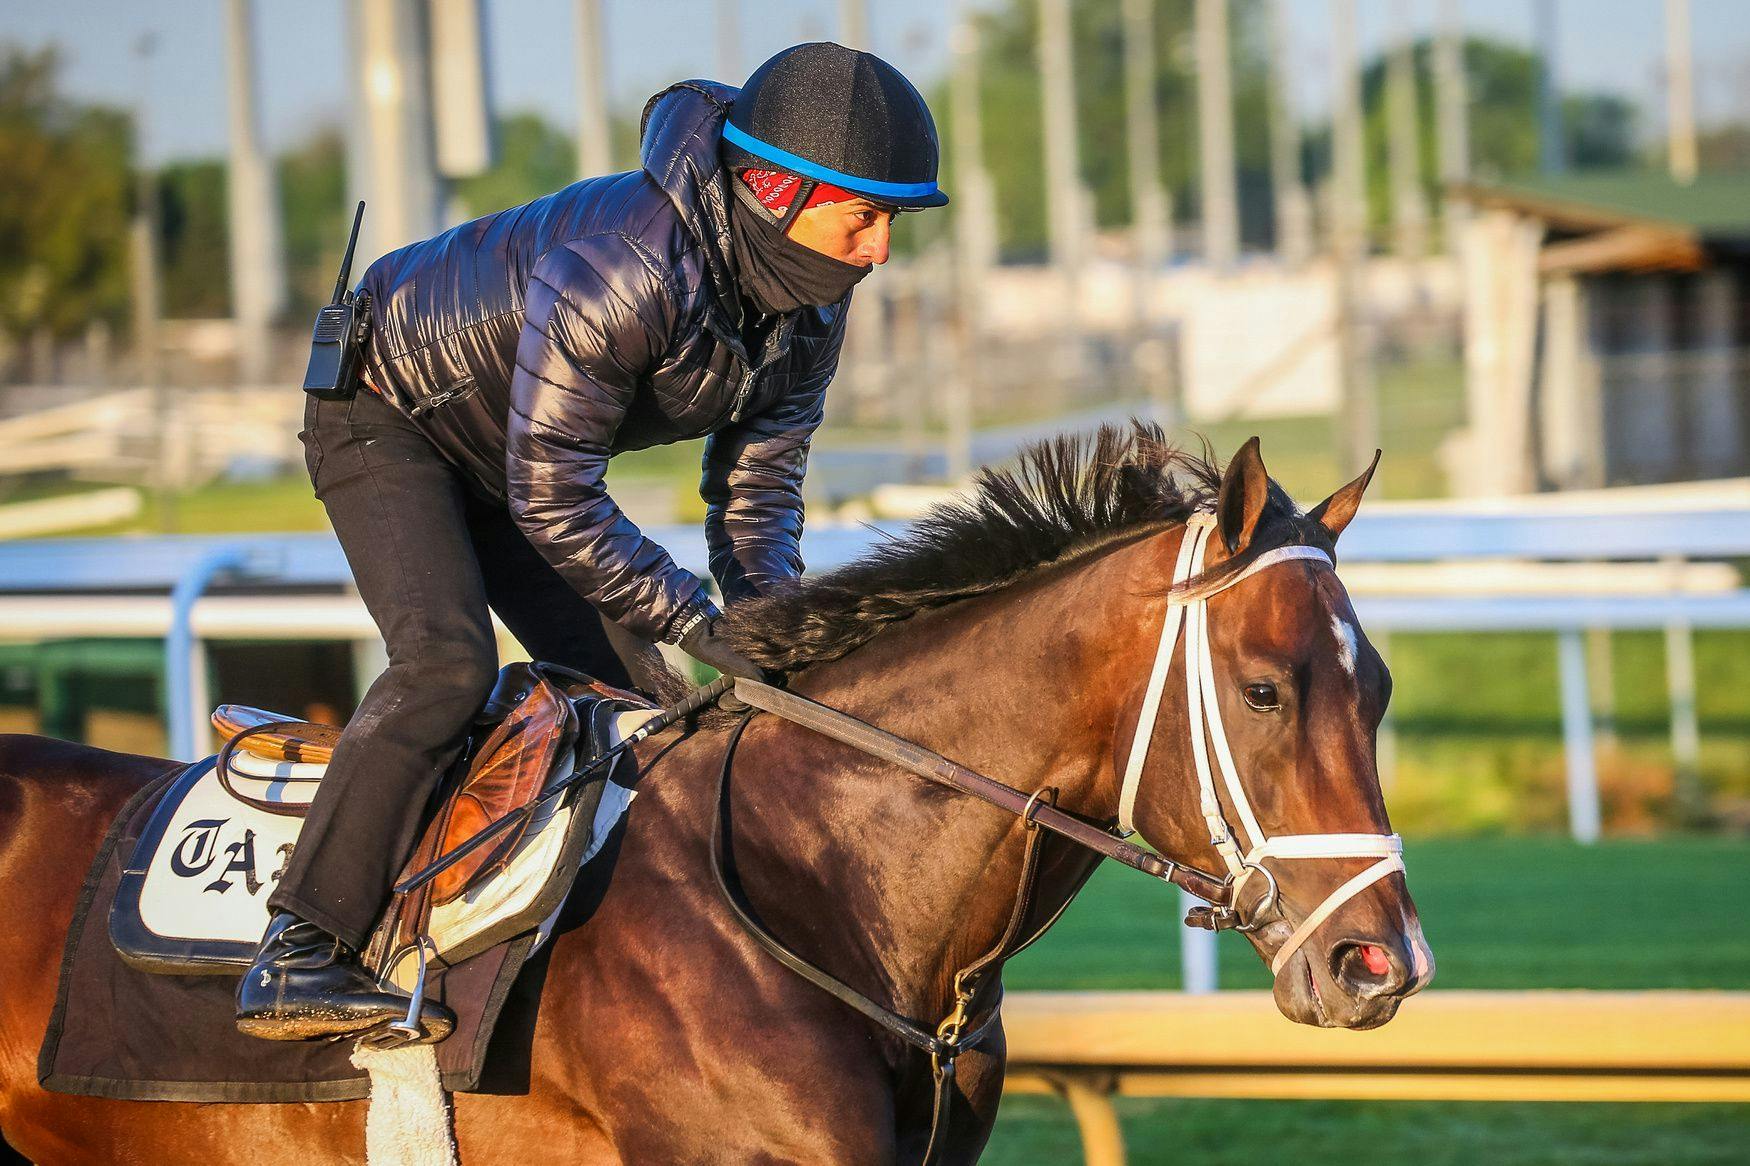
left=110, top=662, right=658, bottom=986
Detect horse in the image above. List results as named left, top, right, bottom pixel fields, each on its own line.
left=0, top=427, right=1433, bottom=1164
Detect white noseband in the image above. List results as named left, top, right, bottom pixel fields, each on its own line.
left=1116, top=511, right=1405, bottom=977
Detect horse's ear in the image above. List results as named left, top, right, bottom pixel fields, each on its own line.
left=1215, top=437, right=1269, bottom=554
left=1307, top=449, right=1381, bottom=541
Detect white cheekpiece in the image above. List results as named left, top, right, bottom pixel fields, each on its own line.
left=1116, top=512, right=1405, bottom=977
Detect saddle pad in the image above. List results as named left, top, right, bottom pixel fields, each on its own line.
left=41, top=763, right=538, bottom=1103
left=110, top=757, right=314, bottom=973
left=110, top=706, right=658, bottom=977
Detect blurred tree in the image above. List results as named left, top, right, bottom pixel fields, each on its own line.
left=1698, top=124, right=1750, bottom=173
left=939, top=0, right=1274, bottom=261
left=454, top=112, right=578, bottom=219
left=1564, top=92, right=1636, bottom=170
left=1329, top=37, right=1642, bottom=240
left=277, top=126, right=347, bottom=318
left=157, top=160, right=230, bottom=318
left=0, top=46, right=132, bottom=344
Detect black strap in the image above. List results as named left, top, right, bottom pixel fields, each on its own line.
left=711, top=709, right=1061, bottom=1165
left=710, top=711, right=956, bottom=1057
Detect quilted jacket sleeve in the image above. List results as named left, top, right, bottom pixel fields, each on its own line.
left=698, top=305, right=847, bottom=604
left=508, top=234, right=704, bottom=641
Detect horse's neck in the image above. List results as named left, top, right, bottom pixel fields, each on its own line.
left=740, top=529, right=1173, bottom=1020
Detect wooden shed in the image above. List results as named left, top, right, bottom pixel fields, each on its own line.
left=1451, top=175, right=1750, bottom=494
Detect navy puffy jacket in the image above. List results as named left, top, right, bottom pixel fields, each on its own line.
left=357, top=81, right=847, bottom=641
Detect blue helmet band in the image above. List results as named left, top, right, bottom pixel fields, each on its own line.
left=721, top=121, right=940, bottom=202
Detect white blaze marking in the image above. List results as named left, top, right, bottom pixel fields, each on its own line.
left=1332, top=615, right=1358, bottom=676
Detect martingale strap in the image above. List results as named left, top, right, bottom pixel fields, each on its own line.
left=710, top=709, right=1071, bottom=1166
left=1116, top=511, right=1405, bottom=971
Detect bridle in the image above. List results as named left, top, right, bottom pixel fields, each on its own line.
left=1118, top=511, right=1405, bottom=974
left=707, top=509, right=1405, bottom=1162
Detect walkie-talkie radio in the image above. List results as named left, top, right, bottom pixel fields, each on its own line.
left=301, top=200, right=371, bottom=400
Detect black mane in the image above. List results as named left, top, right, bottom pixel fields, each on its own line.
left=721, top=421, right=1300, bottom=672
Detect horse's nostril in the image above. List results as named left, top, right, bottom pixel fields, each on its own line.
left=1331, top=940, right=1403, bottom=997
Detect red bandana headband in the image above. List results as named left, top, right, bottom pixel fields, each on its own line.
left=738, top=167, right=859, bottom=217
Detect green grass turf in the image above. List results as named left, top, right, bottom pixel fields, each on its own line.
left=983, top=1097, right=1750, bottom=1166
left=986, top=836, right=1750, bottom=1162
left=1004, top=836, right=1750, bottom=992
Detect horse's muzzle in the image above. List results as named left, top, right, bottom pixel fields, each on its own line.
left=1267, top=921, right=1434, bottom=1029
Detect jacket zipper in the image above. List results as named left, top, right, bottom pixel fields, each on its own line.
left=730, top=368, right=756, bottom=422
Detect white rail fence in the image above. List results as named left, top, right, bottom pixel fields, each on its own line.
left=0, top=487, right=1745, bottom=986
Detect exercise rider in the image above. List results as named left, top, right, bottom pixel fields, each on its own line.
left=237, top=43, right=948, bottom=1042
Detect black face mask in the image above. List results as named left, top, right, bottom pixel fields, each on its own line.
left=728, top=194, right=872, bottom=318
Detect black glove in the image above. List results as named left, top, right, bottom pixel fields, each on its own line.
left=671, top=598, right=766, bottom=682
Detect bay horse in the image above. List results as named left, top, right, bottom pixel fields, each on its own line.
left=0, top=428, right=1432, bottom=1164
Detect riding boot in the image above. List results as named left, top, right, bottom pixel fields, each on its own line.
left=235, top=910, right=455, bottom=1042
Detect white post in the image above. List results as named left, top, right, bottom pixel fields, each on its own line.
left=428, top=0, right=492, bottom=179
left=1433, top=0, right=1470, bottom=254
left=1375, top=628, right=1398, bottom=791
left=1195, top=0, right=1239, bottom=269
left=1267, top=0, right=1311, bottom=265
left=1037, top=0, right=1086, bottom=402
left=1038, top=0, right=1084, bottom=278
left=352, top=633, right=390, bottom=713
left=576, top=0, right=613, bottom=178
left=1330, top=0, right=1375, bottom=475
left=1180, top=889, right=1219, bottom=993
left=185, top=639, right=213, bottom=760
left=1666, top=0, right=1698, bottom=184
left=224, top=0, right=286, bottom=385
left=949, top=16, right=992, bottom=484
left=1386, top=2, right=1428, bottom=260
left=839, top=0, right=869, bottom=50
left=1535, top=0, right=1564, bottom=174
left=351, top=0, right=442, bottom=260
left=716, top=0, right=740, bottom=82
left=1662, top=558, right=1702, bottom=823
left=1123, top=0, right=1171, bottom=270
left=1556, top=629, right=1602, bottom=843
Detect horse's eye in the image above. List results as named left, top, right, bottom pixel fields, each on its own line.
left=1243, top=682, right=1280, bottom=712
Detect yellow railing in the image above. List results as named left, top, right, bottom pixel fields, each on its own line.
left=1002, top=991, right=1750, bottom=1166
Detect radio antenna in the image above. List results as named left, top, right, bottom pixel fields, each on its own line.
left=331, top=201, right=366, bottom=305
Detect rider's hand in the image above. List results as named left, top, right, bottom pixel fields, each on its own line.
left=670, top=596, right=767, bottom=682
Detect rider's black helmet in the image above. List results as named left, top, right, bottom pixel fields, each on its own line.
left=724, top=42, right=948, bottom=210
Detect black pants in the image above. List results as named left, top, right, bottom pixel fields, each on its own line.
left=269, top=388, right=657, bottom=949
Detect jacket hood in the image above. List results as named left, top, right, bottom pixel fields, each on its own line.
left=640, top=81, right=741, bottom=313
